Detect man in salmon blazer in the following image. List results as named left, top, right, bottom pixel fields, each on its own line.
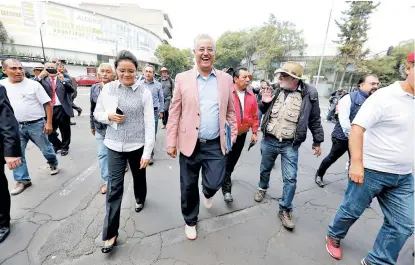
left=166, top=34, right=237, bottom=240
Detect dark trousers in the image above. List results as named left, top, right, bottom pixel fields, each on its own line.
left=48, top=106, right=71, bottom=151
left=0, top=166, right=10, bottom=228
left=103, top=147, right=147, bottom=240
left=316, top=137, right=349, bottom=177
left=222, top=133, right=247, bottom=194
left=179, top=138, right=226, bottom=226
left=162, top=110, right=169, bottom=126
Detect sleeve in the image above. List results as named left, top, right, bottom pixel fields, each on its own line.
left=142, top=89, right=155, bottom=160
left=166, top=75, right=182, bottom=149
left=251, top=95, right=259, bottom=133
left=351, top=93, right=383, bottom=130
left=158, top=84, right=164, bottom=112
left=35, top=82, right=51, bottom=105
left=93, top=85, right=112, bottom=125
left=62, top=79, right=75, bottom=94
left=308, top=95, right=324, bottom=146
left=338, top=95, right=352, bottom=137
left=226, top=76, right=238, bottom=143
left=90, top=85, right=96, bottom=130
left=0, top=86, right=22, bottom=158
left=171, top=78, right=175, bottom=90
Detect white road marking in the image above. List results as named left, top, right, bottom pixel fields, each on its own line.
left=60, top=161, right=99, bottom=196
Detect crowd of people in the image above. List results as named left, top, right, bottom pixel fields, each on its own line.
left=0, top=34, right=413, bottom=265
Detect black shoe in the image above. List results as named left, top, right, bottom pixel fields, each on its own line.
left=70, top=122, right=76, bottom=126
left=77, top=108, right=82, bottom=116
left=0, top=227, right=10, bottom=244
left=224, top=192, right=233, bottom=203
left=135, top=203, right=144, bottom=213
left=315, top=174, right=324, bottom=188
left=149, top=156, right=154, bottom=165
left=101, top=234, right=118, bottom=253
left=61, top=150, right=69, bottom=156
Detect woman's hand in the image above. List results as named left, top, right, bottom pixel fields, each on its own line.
left=108, top=113, right=125, bottom=124
left=140, top=158, right=150, bottom=169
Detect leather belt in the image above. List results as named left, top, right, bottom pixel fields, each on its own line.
left=198, top=137, right=220, bottom=143
left=19, top=117, right=44, bottom=125
left=265, top=133, right=293, bottom=142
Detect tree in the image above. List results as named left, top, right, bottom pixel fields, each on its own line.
left=256, top=14, right=307, bottom=78
left=334, top=1, right=380, bottom=72
left=215, top=31, right=247, bottom=70
left=155, top=44, right=193, bottom=78
left=0, top=21, right=9, bottom=51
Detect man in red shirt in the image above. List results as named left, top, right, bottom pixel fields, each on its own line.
left=222, top=67, right=259, bottom=202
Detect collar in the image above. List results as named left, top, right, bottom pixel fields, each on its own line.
left=197, top=68, right=216, bottom=78
left=358, top=89, right=369, bottom=99
left=161, top=76, right=169, bottom=81
left=233, top=84, right=253, bottom=95
left=117, top=80, right=140, bottom=91
left=396, top=81, right=415, bottom=98
left=143, top=79, right=155, bottom=84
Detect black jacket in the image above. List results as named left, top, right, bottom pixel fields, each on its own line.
left=0, top=85, right=21, bottom=164
left=90, top=83, right=107, bottom=135
left=259, top=82, right=324, bottom=147
left=36, top=76, right=75, bottom=117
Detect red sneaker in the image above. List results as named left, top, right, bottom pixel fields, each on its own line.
left=326, top=236, right=342, bottom=260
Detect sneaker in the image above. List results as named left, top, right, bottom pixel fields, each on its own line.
left=224, top=192, right=233, bottom=203
left=10, top=181, right=32, bottom=196
left=149, top=155, right=154, bottom=165
left=278, top=210, right=295, bottom=229
left=61, top=149, right=69, bottom=156
left=161, top=125, right=166, bottom=129
left=326, top=235, right=342, bottom=260
left=50, top=165, right=60, bottom=175
left=185, top=225, right=197, bottom=240
left=204, top=197, right=213, bottom=209
left=315, top=173, right=324, bottom=188
left=254, top=190, right=266, bottom=202
left=361, top=258, right=371, bottom=265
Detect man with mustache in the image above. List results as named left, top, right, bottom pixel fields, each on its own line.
left=166, top=34, right=237, bottom=240
left=315, top=75, right=379, bottom=187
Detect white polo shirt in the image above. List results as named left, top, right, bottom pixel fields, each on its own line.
left=0, top=78, right=51, bottom=123
left=352, top=81, right=414, bottom=175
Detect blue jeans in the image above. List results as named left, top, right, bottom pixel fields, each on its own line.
left=154, top=109, right=159, bottom=136
left=96, top=132, right=108, bottom=184
left=14, top=120, right=58, bottom=182
left=328, top=169, right=414, bottom=265
left=259, top=135, right=299, bottom=211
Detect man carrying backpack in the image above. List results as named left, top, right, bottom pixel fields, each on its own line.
left=159, top=67, right=175, bottom=129
left=314, top=75, right=379, bottom=187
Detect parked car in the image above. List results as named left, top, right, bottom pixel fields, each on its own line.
left=76, top=75, right=100, bottom=86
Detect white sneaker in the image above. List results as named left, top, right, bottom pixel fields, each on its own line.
left=204, top=197, right=213, bottom=209
left=185, top=225, right=197, bottom=240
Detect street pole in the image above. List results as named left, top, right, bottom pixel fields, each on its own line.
left=315, top=0, right=334, bottom=88
left=39, top=22, right=46, bottom=63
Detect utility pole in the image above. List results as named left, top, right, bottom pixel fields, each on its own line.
left=39, top=22, right=46, bottom=63
left=315, top=0, right=334, bottom=88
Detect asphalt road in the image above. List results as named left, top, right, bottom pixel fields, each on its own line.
left=0, top=86, right=413, bottom=265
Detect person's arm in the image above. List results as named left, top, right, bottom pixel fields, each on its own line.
left=34, top=82, right=53, bottom=133
left=166, top=75, right=182, bottom=149
left=142, top=89, right=155, bottom=160
left=90, top=85, right=96, bottom=130
left=251, top=97, right=259, bottom=133
left=171, top=77, right=175, bottom=91
left=308, top=95, right=324, bottom=147
left=338, top=95, right=352, bottom=137
left=0, top=86, right=22, bottom=165
left=93, top=85, right=112, bottom=124
left=226, top=76, right=237, bottom=143
left=61, top=77, right=75, bottom=94
left=158, top=84, right=164, bottom=113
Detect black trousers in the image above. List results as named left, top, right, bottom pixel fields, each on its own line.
left=222, top=133, right=247, bottom=194
left=162, top=110, right=169, bottom=126
left=0, top=165, right=10, bottom=228
left=316, top=137, right=349, bottom=178
left=102, top=147, right=146, bottom=240
left=48, top=106, right=71, bottom=151
left=179, top=138, right=226, bottom=226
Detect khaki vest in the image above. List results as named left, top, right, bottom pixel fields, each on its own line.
left=266, top=90, right=302, bottom=140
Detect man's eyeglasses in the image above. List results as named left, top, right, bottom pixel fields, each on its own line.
left=197, top=47, right=215, bottom=53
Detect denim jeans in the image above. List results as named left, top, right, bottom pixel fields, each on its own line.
left=328, top=169, right=414, bottom=265
left=259, top=135, right=299, bottom=211
left=95, top=132, right=109, bottom=184
left=154, top=109, right=159, bottom=136
left=14, top=119, right=58, bottom=182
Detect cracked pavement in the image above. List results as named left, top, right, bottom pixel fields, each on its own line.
left=0, top=88, right=413, bottom=265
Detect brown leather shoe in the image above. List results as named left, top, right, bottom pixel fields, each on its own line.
left=10, top=181, right=32, bottom=196
left=254, top=190, right=266, bottom=202
left=100, top=184, right=107, bottom=194
left=278, top=210, right=295, bottom=230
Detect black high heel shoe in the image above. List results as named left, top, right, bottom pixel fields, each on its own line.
left=135, top=203, right=144, bottom=213
left=101, top=234, right=118, bottom=253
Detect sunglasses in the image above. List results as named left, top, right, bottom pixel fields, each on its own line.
left=279, top=73, right=291, bottom=78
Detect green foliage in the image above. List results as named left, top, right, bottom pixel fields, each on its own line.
left=215, top=31, right=247, bottom=70
left=334, top=1, right=380, bottom=72
left=155, top=44, right=193, bottom=78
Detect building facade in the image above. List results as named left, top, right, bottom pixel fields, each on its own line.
left=0, top=1, right=171, bottom=76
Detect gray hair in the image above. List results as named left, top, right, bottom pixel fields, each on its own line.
left=143, top=64, right=155, bottom=73
left=98, top=62, right=115, bottom=73
left=193, top=34, right=216, bottom=51
left=2, top=58, right=21, bottom=69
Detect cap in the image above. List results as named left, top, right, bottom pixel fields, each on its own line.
left=407, top=51, right=414, bottom=63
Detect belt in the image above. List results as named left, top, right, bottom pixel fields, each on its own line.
left=265, top=133, right=293, bottom=142
left=19, top=117, right=44, bottom=125
left=198, top=137, right=220, bottom=143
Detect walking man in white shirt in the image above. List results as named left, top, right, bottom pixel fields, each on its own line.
left=325, top=51, right=415, bottom=265
left=314, top=75, right=379, bottom=187
left=0, top=59, right=59, bottom=196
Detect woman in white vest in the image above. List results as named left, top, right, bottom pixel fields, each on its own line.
left=94, top=50, right=155, bottom=253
